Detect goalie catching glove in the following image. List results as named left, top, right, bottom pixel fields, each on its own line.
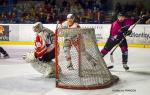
left=23, top=52, right=36, bottom=63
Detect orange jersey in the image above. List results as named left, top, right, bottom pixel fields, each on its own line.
left=34, top=34, right=47, bottom=58
left=34, top=27, right=55, bottom=58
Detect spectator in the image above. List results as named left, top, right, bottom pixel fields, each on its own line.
left=62, top=0, right=68, bottom=8
left=115, top=2, right=122, bottom=14
left=0, top=0, right=149, bottom=24
left=146, top=18, right=150, bottom=24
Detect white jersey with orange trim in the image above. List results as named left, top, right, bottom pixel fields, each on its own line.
left=61, top=21, right=80, bottom=28
left=61, top=20, right=81, bottom=70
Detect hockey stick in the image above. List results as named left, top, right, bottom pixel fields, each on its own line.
left=110, top=17, right=142, bottom=64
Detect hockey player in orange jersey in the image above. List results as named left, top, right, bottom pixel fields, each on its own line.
left=33, top=22, right=55, bottom=62
left=61, top=14, right=98, bottom=70
left=61, top=14, right=80, bottom=70
left=23, top=22, right=56, bottom=77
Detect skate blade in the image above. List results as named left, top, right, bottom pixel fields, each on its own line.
left=3, top=56, right=10, bottom=59
left=124, top=67, right=129, bottom=71
left=107, top=65, right=114, bottom=69
left=67, top=67, right=74, bottom=70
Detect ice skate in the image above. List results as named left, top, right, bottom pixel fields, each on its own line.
left=123, top=64, right=129, bottom=70
left=107, top=65, right=114, bottom=69
left=3, top=54, right=9, bottom=59
left=67, top=63, right=74, bottom=70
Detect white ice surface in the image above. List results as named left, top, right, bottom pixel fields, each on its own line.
left=0, top=45, right=150, bottom=95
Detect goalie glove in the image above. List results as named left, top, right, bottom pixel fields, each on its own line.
left=23, top=52, right=37, bottom=63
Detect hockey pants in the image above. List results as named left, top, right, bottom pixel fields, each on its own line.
left=101, top=37, right=128, bottom=64
left=0, top=47, right=8, bottom=55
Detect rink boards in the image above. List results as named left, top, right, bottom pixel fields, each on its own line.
left=0, top=24, right=150, bottom=48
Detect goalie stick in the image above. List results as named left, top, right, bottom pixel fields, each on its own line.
left=109, top=16, right=143, bottom=65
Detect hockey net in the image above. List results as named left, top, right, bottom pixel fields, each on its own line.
left=55, top=28, right=119, bottom=90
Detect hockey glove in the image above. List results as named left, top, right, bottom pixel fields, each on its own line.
left=126, top=30, right=132, bottom=36
left=121, top=26, right=130, bottom=32
left=110, top=35, right=122, bottom=42
left=110, top=35, right=118, bottom=41
left=119, top=26, right=130, bottom=34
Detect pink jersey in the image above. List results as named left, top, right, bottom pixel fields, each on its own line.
left=61, top=21, right=80, bottom=28
left=110, top=18, right=134, bottom=36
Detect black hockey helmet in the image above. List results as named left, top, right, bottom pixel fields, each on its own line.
left=117, top=12, right=126, bottom=17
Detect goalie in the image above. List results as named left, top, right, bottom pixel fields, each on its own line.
left=23, top=22, right=56, bottom=77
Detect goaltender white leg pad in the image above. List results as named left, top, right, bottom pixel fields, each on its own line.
left=23, top=52, right=57, bottom=78
left=30, top=61, right=55, bottom=78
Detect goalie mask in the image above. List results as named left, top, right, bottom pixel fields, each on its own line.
left=33, top=22, right=43, bottom=33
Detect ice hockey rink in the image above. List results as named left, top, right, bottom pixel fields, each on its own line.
left=0, top=45, right=150, bottom=95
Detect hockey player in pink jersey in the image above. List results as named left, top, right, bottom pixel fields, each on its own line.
left=101, top=12, right=134, bottom=70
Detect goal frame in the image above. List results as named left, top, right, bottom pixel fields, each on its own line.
left=55, top=28, right=119, bottom=90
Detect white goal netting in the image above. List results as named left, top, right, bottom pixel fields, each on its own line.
left=55, top=28, right=119, bottom=89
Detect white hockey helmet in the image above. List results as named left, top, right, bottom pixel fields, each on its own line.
left=67, top=14, right=74, bottom=19
left=33, top=22, right=43, bottom=33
